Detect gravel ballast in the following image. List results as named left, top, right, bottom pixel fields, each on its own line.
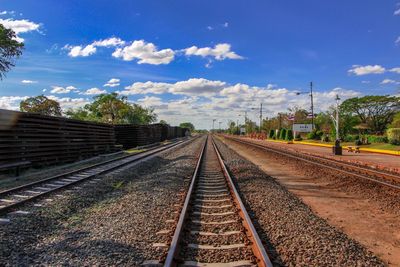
left=0, top=136, right=205, bottom=266
left=214, top=136, right=384, bottom=266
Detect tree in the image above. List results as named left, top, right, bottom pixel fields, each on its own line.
left=0, top=24, right=24, bottom=79
left=66, top=93, right=157, bottom=124
left=340, top=95, right=400, bottom=134
left=159, top=120, right=168, bottom=125
left=179, top=122, right=195, bottom=132
left=20, top=95, right=62, bottom=116
left=389, top=112, right=400, bottom=128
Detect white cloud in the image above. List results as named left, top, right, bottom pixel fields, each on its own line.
left=380, top=79, right=397, bottom=84
left=92, top=37, right=125, bottom=47
left=390, top=67, right=400, bottom=73
left=348, top=65, right=385, bottom=75
left=0, top=96, right=28, bottom=110
left=394, top=8, right=400, bottom=15
left=0, top=18, right=40, bottom=42
left=65, top=44, right=97, bottom=57
left=361, top=81, right=370, bottom=84
left=207, top=26, right=214, bottom=31
left=42, top=89, right=47, bottom=92
left=104, top=78, right=120, bottom=87
left=50, top=85, right=77, bottom=94
left=21, top=80, right=37, bottom=84
left=112, top=40, right=175, bottom=65
left=396, top=36, right=400, bottom=45
left=82, top=88, right=107, bottom=95
left=223, top=22, right=229, bottom=27
left=47, top=96, right=90, bottom=110
left=120, top=78, right=226, bottom=96
left=184, top=43, right=243, bottom=60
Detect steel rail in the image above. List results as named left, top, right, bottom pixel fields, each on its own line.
left=164, top=135, right=273, bottom=267
left=211, top=137, right=273, bottom=267
left=0, top=137, right=196, bottom=215
left=223, top=136, right=400, bottom=191
left=164, top=136, right=207, bottom=267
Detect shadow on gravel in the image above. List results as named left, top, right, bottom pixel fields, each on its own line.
left=0, top=151, right=197, bottom=265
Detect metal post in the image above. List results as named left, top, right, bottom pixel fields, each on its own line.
left=310, top=82, right=314, bottom=131
left=212, top=119, right=216, bottom=132
left=259, top=103, right=262, bottom=133
left=336, top=94, right=340, bottom=141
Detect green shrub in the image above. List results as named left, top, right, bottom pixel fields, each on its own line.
left=294, top=133, right=302, bottom=141
left=269, top=129, right=275, bottom=139
left=367, top=135, right=388, bottom=143
left=321, top=135, right=330, bottom=142
left=286, top=129, right=294, bottom=141
left=344, top=134, right=359, bottom=142
left=387, top=128, right=400, bottom=145
left=307, top=129, right=323, bottom=140
left=279, top=128, right=287, bottom=140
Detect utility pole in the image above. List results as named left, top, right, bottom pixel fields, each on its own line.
left=335, top=94, right=340, bottom=142
left=259, top=103, right=263, bottom=133
left=310, top=82, right=314, bottom=131
left=219, top=121, right=222, bottom=132
left=212, top=119, right=216, bottom=132
left=331, top=94, right=342, bottom=155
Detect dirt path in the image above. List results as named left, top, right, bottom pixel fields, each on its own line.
left=220, top=137, right=400, bottom=266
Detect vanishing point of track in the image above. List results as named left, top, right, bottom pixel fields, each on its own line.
left=164, top=135, right=272, bottom=267
left=0, top=138, right=194, bottom=216
left=223, top=135, right=400, bottom=191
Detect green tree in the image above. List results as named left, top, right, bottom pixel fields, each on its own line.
left=159, top=119, right=168, bottom=125
left=340, top=95, right=400, bottom=134
left=389, top=112, right=400, bottom=128
left=179, top=122, right=195, bottom=132
left=0, top=24, right=24, bottom=79
left=66, top=93, right=156, bottom=124
left=20, top=95, right=62, bottom=116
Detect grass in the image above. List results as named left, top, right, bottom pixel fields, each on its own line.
left=295, top=139, right=400, bottom=151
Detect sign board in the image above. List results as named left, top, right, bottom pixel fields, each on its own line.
left=240, top=127, right=246, bottom=134
left=293, top=124, right=313, bottom=133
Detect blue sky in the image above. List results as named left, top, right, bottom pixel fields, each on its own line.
left=0, top=1, right=399, bottom=128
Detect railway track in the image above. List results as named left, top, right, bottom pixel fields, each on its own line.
left=222, top=135, right=400, bottom=191
left=164, top=135, right=272, bottom=267
left=0, top=138, right=194, bottom=216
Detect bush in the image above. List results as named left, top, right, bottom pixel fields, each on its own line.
left=279, top=128, right=287, bottom=140
left=306, top=129, right=323, bottom=140
left=321, top=135, right=330, bottom=142
left=343, top=134, right=359, bottom=142
left=294, top=133, right=302, bottom=141
left=367, top=135, right=388, bottom=144
left=355, top=139, right=362, bottom=146
left=269, top=129, right=275, bottom=139
left=286, top=129, right=294, bottom=141
left=387, top=128, right=400, bottom=145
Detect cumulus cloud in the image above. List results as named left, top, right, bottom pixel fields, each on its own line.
left=348, top=65, right=385, bottom=75
left=21, top=80, right=37, bottom=84
left=104, top=78, right=120, bottom=87
left=390, top=67, right=400, bottom=74
left=92, top=37, right=125, bottom=47
left=64, top=37, right=125, bottom=57
left=395, top=8, right=400, bottom=15
left=50, top=86, right=77, bottom=94
left=82, top=88, right=107, bottom=95
left=0, top=18, right=40, bottom=42
left=184, top=43, right=243, bottom=60
left=47, top=96, right=90, bottom=110
left=112, top=40, right=175, bottom=65
left=381, top=79, right=397, bottom=84
left=120, top=78, right=226, bottom=96
left=0, top=96, right=28, bottom=110
left=65, top=44, right=97, bottom=57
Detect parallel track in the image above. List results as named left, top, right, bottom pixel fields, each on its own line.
left=164, top=135, right=272, bottom=267
left=223, top=135, right=400, bottom=191
left=0, top=138, right=194, bottom=215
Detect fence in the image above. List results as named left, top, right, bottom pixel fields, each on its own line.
left=0, top=109, right=116, bottom=169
